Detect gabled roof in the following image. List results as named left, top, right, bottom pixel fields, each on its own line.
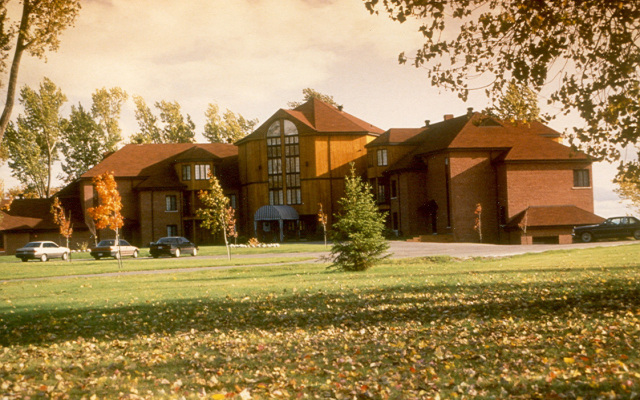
left=236, top=98, right=383, bottom=144
left=367, top=128, right=425, bottom=147
left=505, top=205, right=604, bottom=230
left=82, top=143, right=237, bottom=179
left=383, top=112, right=588, bottom=174
left=0, top=198, right=57, bottom=231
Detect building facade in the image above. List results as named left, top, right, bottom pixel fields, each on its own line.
left=1, top=99, right=605, bottom=253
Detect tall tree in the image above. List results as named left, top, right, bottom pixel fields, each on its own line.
left=203, top=103, right=258, bottom=143
left=329, top=164, right=389, bottom=271
left=2, top=78, right=66, bottom=197
left=51, top=197, right=72, bottom=259
left=129, top=96, right=195, bottom=143
left=287, top=88, right=340, bottom=108
left=491, top=81, right=541, bottom=124
left=0, top=0, right=81, bottom=143
left=364, top=1, right=640, bottom=166
left=87, top=171, right=124, bottom=269
left=59, top=103, right=103, bottom=183
left=197, top=173, right=232, bottom=260
left=90, top=87, right=128, bottom=152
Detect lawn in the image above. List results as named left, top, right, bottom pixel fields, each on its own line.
left=0, top=244, right=639, bottom=399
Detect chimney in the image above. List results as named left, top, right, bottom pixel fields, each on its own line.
left=467, top=107, right=474, bottom=116
left=337, top=105, right=344, bottom=112
left=443, top=114, right=454, bottom=120
left=424, top=120, right=430, bottom=127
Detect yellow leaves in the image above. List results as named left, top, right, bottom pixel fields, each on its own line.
left=87, top=171, right=123, bottom=231
left=563, top=357, right=575, bottom=364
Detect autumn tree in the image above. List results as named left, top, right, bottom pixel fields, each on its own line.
left=203, top=103, right=258, bottom=143
left=87, top=171, right=124, bottom=268
left=364, top=1, right=640, bottom=168
left=330, top=164, right=388, bottom=271
left=614, top=174, right=640, bottom=216
left=0, top=0, right=81, bottom=142
left=129, top=96, right=195, bottom=144
left=318, top=203, right=328, bottom=247
left=288, top=88, right=340, bottom=108
left=51, top=197, right=72, bottom=260
left=2, top=78, right=66, bottom=197
left=197, top=173, right=232, bottom=260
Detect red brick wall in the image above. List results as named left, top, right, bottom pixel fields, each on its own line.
left=138, top=190, right=183, bottom=245
left=449, top=152, right=499, bottom=243
left=395, top=171, right=429, bottom=236
left=504, top=162, right=594, bottom=218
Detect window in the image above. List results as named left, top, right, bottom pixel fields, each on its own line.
left=574, top=169, right=590, bottom=187
left=167, top=225, right=178, bottom=237
left=377, top=149, right=388, bottom=166
left=195, top=164, right=211, bottom=180
left=377, top=183, right=386, bottom=203
left=229, top=194, right=237, bottom=210
left=182, top=165, right=191, bottom=181
left=166, top=195, right=177, bottom=211
left=391, top=180, right=397, bottom=199
left=266, top=119, right=301, bottom=205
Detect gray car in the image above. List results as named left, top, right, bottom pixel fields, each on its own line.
left=15, top=241, right=71, bottom=262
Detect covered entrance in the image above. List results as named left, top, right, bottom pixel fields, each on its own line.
left=254, top=205, right=300, bottom=242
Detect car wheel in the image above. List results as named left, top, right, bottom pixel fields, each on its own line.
left=61, top=252, right=68, bottom=261
left=634, top=230, right=640, bottom=240
left=40, top=254, right=48, bottom=262
left=152, top=254, right=159, bottom=259
left=114, top=252, right=121, bottom=260
left=20, top=258, right=28, bottom=262
left=173, top=248, right=181, bottom=258
left=191, top=248, right=197, bottom=257
left=132, top=250, right=139, bottom=258
left=580, top=232, right=593, bottom=243
left=94, top=256, right=101, bottom=260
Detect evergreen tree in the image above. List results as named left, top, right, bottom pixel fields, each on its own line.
left=330, top=165, right=389, bottom=271
left=492, top=81, right=541, bottom=124
left=288, top=88, right=340, bottom=108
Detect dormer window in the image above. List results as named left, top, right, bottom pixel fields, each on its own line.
left=377, top=149, right=388, bottom=166
left=182, top=165, right=191, bottom=181
left=195, top=164, right=211, bottom=180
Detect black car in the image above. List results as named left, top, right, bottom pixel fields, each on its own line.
left=573, top=216, right=640, bottom=243
left=149, top=236, right=198, bottom=258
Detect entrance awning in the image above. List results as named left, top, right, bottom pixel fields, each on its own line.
left=254, top=205, right=299, bottom=221
left=253, top=205, right=300, bottom=242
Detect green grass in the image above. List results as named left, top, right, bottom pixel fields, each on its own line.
left=0, top=245, right=639, bottom=399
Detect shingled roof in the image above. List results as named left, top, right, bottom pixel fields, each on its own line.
left=505, top=205, right=604, bottom=230
left=236, top=98, right=383, bottom=144
left=383, top=112, right=588, bottom=174
left=82, top=143, right=238, bottom=179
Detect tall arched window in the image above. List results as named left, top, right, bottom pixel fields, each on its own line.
left=265, top=119, right=301, bottom=205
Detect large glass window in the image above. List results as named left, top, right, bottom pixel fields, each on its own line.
left=266, top=119, right=301, bottom=205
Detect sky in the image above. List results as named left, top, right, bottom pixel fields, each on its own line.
left=0, top=0, right=636, bottom=217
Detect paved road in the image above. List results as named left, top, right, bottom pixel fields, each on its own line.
left=4, top=240, right=637, bottom=282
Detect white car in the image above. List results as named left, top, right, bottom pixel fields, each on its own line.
left=15, top=241, right=71, bottom=262
left=90, top=239, right=139, bottom=260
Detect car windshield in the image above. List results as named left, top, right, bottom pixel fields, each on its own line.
left=23, top=242, right=41, bottom=248
left=97, top=240, right=115, bottom=246
left=157, top=238, right=176, bottom=244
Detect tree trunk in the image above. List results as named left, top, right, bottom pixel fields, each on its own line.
left=0, top=2, right=30, bottom=142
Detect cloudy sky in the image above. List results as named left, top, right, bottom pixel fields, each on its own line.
left=1, top=0, right=635, bottom=216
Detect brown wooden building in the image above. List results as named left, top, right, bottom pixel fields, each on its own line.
left=235, top=98, right=383, bottom=241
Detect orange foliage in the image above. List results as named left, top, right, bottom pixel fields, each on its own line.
left=51, top=197, right=73, bottom=239
left=87, top=172, right=123, bottom=231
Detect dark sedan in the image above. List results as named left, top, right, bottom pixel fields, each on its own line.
left=573, top=216, right=640, bottom=243
left=149, top=236, right=198, bottom=258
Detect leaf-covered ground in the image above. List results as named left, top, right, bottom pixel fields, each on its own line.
left=0, top=246, right=639, bottom=399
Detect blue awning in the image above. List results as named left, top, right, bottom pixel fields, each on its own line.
left=254, top=205, right=299, bottom=221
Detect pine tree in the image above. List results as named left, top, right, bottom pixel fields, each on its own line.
left=330, top=165, right=389, bottom=271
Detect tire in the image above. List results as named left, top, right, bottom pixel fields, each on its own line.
left=20, top=258, right=28, bottom=262
left=580, top=232, right=593, bottom=243
left=191, top=248, right=197, bottom=257
left=152, top=254, right=159, bottom=259
left=40, top=254, right=48, bottom=262
left=132, top=250, right=139, bottom=258
left=61, top=252, right=68, bottom=261
left=94, top=256, right=101, bottom=260
left=173, top=248, right=181, bottom=258
left=114, top=252, right=121, bottom=260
